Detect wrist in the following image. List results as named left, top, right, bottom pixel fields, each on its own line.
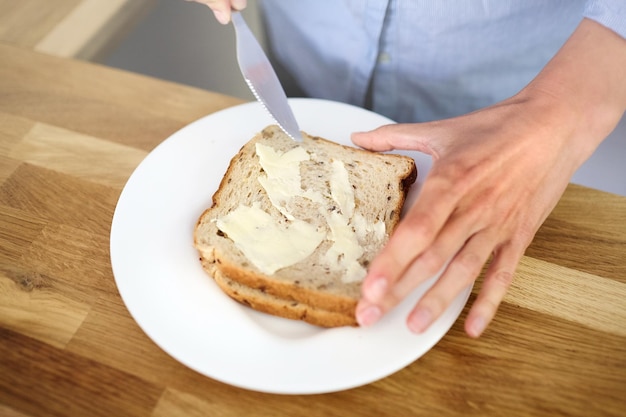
left=517, top=19, right=626, bottom=169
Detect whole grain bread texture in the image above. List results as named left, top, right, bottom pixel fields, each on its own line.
left=194, top=125, right=417, bottom=327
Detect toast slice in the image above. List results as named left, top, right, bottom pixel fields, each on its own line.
left=194, top=125, right=417, bottom=327
left=214, top=269, right=358, bottom=327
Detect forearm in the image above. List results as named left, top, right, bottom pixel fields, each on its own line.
left=520, top=18, right=626, bottom=165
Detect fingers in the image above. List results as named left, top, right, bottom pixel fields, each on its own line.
left=350, top=97, right=570, bottom=338
left=351, top=123, right=443, bottom=157
left=406, top=232, right=494, bottom=333
left=356, top=188, right=485, bottom=326
left=357, top=229, right=523, bottom=338
left=356, top=182, right=454, bottom=314
left=464, top=243, right=523, bottom=338
left=189, top=0, right=247, bottom=24
left=355, top=172, right=525, bottom=334
left=359, top=167, right=478, bottom=307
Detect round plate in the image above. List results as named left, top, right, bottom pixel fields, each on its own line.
left=110, top=98, right=471, bottom=395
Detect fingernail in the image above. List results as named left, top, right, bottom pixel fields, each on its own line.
left=468, top=316, right=486, bottom=338
left=357, top=305, right=382, bottom=327
left=408, top=308, right=432, bottom=334
left=365, top=276, right=388, bottom=302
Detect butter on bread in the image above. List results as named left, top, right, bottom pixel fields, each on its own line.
left=193, top=125, right=417, bottom=327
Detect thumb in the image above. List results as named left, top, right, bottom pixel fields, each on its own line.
left=351, top=123, right=440, bottom=156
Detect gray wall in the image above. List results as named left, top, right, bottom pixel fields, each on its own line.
left=104, top=0, right=262, bottom=101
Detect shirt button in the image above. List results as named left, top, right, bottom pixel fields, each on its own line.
left=378, top=52, right=391, bottom=63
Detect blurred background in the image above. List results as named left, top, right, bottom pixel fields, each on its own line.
left=8, top=0, right=624, bottom=195
left=104, top=0, right=262, bottom=101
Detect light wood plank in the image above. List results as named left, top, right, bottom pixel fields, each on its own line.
left=10, top=122, right=147, bottom=188
left=0, top=0, right=79, bottom=48
left=33, top=0, right=155, bottom=60
left=0, top=156, right=20, bottom=188
left=506, top=256, right=626, bottom=336
left=0, top=112, right=35, bottom=156
left=0, top=43, right=243, bottom=151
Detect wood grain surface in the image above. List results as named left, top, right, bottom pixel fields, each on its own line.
left=0, top=0, right=154, bottom=60
left=1, top=42, right=625, bottom=417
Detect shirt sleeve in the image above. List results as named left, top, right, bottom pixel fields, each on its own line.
left=584, top=0, right=626, bottom=39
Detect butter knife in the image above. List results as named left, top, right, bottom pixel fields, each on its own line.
left=231, top=11, right=302, bottom=142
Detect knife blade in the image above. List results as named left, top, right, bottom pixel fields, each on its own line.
left=231, top=11, right=302, bottom=142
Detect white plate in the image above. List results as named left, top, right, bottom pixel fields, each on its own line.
left=110, top=98, right=471, bottom=395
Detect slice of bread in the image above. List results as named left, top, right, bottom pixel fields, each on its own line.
left=194, top=125, right=417, bottom=327
left=213, top=269, right=358, bottom=327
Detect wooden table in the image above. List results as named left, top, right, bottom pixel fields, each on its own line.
left=0, top=0, right=154, bottom=60
left=1, top=42, right=625, bottom=417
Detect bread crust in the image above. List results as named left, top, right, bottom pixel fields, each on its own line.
left=194, top=125, right=417, bottom=327
left=213, top=269, right=357, bottom=327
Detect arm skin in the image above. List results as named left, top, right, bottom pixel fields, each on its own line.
left=352, top=18, right=626, bottom=337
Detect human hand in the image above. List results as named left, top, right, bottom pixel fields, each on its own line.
left=352, top=18, right=626, bottom=338
left=352, top=94, right=582, bottom=337
left=187, top=0, right=247, bottom=24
